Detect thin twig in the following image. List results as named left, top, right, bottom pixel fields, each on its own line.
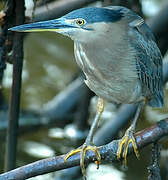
left=1, top=119, right=168, bottom=180
left=4, top=0, right=25, bottom=171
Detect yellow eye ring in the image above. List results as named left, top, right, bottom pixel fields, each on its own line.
left=76, top=19, right=85, bottom=26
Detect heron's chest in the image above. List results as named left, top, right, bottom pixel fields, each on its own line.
left=74, top=42, right=141, bottom=103
left=74, top=42, right=137, bottom=81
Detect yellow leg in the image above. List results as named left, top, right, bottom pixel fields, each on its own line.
left=117, top=126, right=140, bottom=167
left=97, top=98, right=104, bottom=114
left=64, top=97, right=104, bottom=178
left=80, top=145, right=101, bottom=175
left=117, top=102, right=144, bottom=167
left=64, top=146, right=101, bottom=163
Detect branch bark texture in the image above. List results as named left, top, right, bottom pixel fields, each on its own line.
left=0, top=119, right=168, bottom=180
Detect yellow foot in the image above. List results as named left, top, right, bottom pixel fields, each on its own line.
left=64, top=144, right=101, bottom=177
left=117, top=128, right=140, bottom=167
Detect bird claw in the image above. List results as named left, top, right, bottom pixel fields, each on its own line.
left=64, top=144, right=101, bottom=177
left=117, top=127, right=140, bottom=167
left=64, top=148, right=82, bottom=162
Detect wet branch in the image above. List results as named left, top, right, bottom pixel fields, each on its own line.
left=0, top=119, right=168, bottom=180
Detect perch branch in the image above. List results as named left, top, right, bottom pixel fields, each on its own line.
left=0, top=119, right=168, bottom=180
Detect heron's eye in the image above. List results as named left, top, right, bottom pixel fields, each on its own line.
left=76, top=19, right=85, bottom=26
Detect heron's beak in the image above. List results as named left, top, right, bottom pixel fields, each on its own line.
left=8, top=18, right=73, bottom=32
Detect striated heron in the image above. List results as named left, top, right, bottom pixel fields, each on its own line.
left=9, top=6, right=164, bottom=178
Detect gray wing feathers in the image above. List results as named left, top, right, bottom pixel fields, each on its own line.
left=129, top=19, right=163, bottom=107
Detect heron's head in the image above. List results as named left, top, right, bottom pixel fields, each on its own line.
left=9, top=7, right=124, bottom=43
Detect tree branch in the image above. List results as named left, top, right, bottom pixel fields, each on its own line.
left=0, top=119, right=168, bottom=180
left=4, top=0, right=25, bottom=171
left=34, top=0, right=100, bottom=22
left=147, top=143, right=161, bottom=180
